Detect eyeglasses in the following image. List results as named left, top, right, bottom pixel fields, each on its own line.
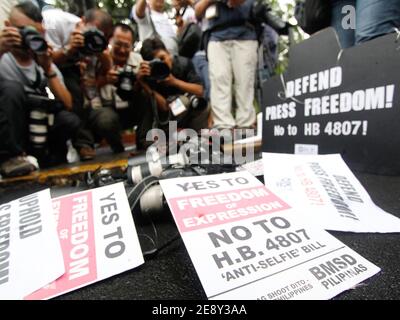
left=112, top=41, right=133, bottom=50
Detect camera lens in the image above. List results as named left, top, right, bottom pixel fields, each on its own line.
left=117, top=65, right=137, bottom=101
left=82, top=28, right=108, bottom=55
left=148, top=59, right=170, bottom=81
left=20, top=27, right=48, bottom=54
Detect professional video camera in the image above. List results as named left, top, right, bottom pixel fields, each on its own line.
left=116, top=64, right=137, bottom=101
left=19, top=26, right=48, bottom=54
left=80, top=27, right=108, bottom=55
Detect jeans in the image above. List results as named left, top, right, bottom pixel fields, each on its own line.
left=331, top=0, right=400, bottom=48
left=192, top=51, right=210, bottom=101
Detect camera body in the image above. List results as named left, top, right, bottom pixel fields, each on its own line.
left=185, top=94, right=207, bottom=111
left=116, top=65, right=137, bottom=101
left=148, top=59, right=171, bottom=82
left=19, top=26, right=48, bottom=55
left=80, top=27, right=108, bottom=56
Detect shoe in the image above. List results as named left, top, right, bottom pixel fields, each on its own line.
left=79, top=147, right=96, bottom=161
left=0, top=156, right=37, bottom=178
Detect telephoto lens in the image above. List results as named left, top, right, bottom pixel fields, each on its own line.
left=20, top=26, right=48, bottom=54
left=127, top=152, right=189, bottom=185
left=27, top=94, right=52, bottom=159
left=127, top=146, right=160, bottom=167
left=187, top=94, right=207, bottom=111
left=139, top=185, right=166, bottom=216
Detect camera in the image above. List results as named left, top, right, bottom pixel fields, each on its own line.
left=80, top=27, right=108, bottom=55
left=148, top=59, right=170, bottom=81
left=179, top=93, right=207, bottom=111
left=26, top=93, right=61, bottom=160
left=127, top=152, right=189, bottom=185
left=19, top=26, right=48, bottom=55
left=116, top=65, right=137, bottom=101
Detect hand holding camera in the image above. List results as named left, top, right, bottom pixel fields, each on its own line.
left=67, top=27, right=85, bottom=56
left=0, top=27, right=22, bottom=55
left=67, top=25, right=108, bottom=57
left=106, top=68, right=120, bottom=85
left=35, top=45, right=54, bottom=75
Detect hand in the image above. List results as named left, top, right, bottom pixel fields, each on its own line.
left=175, top=15, right=184, bottom=28
left=159, top=74, right=177, bottom=87
left=36, top=46, right=54, bottom=75
left=0, top=27, right=22, bottom=54
left=137, top=61, right=151, bottom=82
left=106, top=68, right=119, bottom=85
left=68, top=27, right=85, bottom=54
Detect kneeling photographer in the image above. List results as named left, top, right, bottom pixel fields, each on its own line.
left=98, top=23, right=151, bottom=151
left=137, top=38, right=209, bottom=147
left=0, top=2, right=81, bottom=177
left=43, top=8, right=116, bottom=159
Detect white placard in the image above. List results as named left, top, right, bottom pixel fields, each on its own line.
left=26, top=183, right=144, bottom=300
left=263, top=153, right=400, bottom=233
left=0, top=189, right=65, bottom=299
left=238, top=159, right=264, bottom=177
left=295, top=144, right=319, bottom=155
left=160, top=172, right=380, bottom=300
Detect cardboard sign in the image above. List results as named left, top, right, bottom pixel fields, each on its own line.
left=160, top=172, right=380, bottom=300
left=262, top=28, right=400, bottom=175
left=0, top=189, right=64, bottom=299
left=262, top=153, right=400, bottom=233
left=26, top=183, right=144, bottom=300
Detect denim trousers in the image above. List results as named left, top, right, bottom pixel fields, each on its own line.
left=331, top=0, right=400, bottom=48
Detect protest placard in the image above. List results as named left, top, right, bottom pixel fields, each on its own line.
left=0, top=189, right=64, bottom=299
left=261, top=29, right=400, bottom=174
left=262, top=153, right=400, bottom=233
left=160, top=172, right=380, bottom=299
left=26, top=183, right=144, bottom=300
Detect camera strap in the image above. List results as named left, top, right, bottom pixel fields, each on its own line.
left=148, top=7, right=162, bottom=39
left=150, top=92, right=170, bottom=128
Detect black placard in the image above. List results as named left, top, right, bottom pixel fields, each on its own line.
left=262, top=28, right=400, bottom=175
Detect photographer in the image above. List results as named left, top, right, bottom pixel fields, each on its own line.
left=0, top=2, right=81, bottom=177
left=131, top=0, right=178, bottom=56
left=138, top=37, right=209, bottom=142
left=98, top=23, right=149, bottom=150
left=195, top=0, right=258, bottom=130
left=42, top=8, right=116, bottom=159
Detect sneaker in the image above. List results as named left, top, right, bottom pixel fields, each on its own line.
left=0, top=156, right=37, bottom=178
left=79, top=146, right=96, bottom=161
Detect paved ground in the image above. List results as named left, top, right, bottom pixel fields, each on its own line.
left=1, top=170, right=399, bottom=300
